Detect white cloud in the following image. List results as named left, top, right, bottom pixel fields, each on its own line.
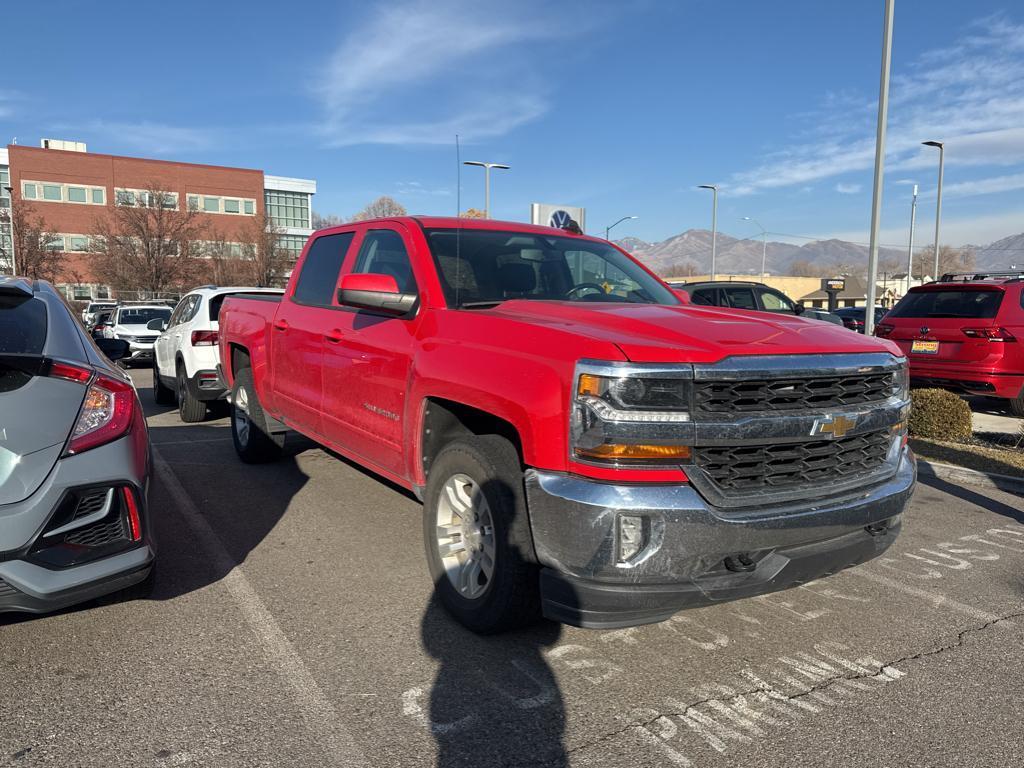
left=0, top=90, right=23, bottom=120
left=396, top=180, right=451, bottom=196
left=835, top=182, right=861, bottom=194
left=313, top=0, right=570, bottom=146
left=82, top=120, right=215, bottom=155
left=726, top=15, right=1024, bottom=195
left=827, top=209, right=1024, bottom=250
left=928, top=171, right=1024, bottom=199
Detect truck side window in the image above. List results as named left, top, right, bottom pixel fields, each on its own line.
left=689, top=288, right=717, bottom=306
left=293, top=232, right=356, bottom=306
left=351, top=230, right=417, bottom=294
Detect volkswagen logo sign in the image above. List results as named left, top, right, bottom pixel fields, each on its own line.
left=920, top=326, right=930, bottom=335
left=549, top=210, right=572, bottom=228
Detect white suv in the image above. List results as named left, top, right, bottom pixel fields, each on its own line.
left=103, top=304, right=172, bottom=365
left=153, top=286, right=283, bottom=422
left=82, top=300, right=118, bottom=326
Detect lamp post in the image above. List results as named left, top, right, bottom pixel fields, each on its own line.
left=864, top=0, right=895, bottom=337
left=698, top=184, right=718, bottom=279
left=741, top=216, right=767, bottom=280
left=905, top=184, right=918, bottom=296
left=605, top=215, right=637, bottom=241
left=2, top=185, right=14, bottom=275
left=922, top=140, right=944, bottom=280
left=462, top=161, right=510, bottom=218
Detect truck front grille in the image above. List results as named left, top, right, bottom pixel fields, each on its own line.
left=694, top=372, right=893, bottom=415
left=695, top=429, right=891, bottom=494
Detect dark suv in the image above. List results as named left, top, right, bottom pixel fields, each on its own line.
left=876, top=273, right=1024, bottom=416
left=834, top=307, right=889, bottom=333
left=670, top=281, right=842, bottom=324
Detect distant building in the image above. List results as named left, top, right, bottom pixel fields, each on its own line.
left=0, top=140, right=315, bottom=300
left=800, top=275, right=900, bottom=309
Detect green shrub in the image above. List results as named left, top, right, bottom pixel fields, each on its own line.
left=909, top=388, right=972, bottom=442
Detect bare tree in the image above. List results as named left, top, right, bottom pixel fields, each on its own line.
left=933, top=245, right=976, bottom=277
left=312, top=210, right=344, bottom=230
left=90, top=186, right=208, bottom=296
left=237, top=211, right=290, bottom=287
left=460, top=208, right=487, bottom=219
left=197, top=229, right=250, bottom=286
left=351, top=196, right=407, bottom=222
left=661, top=260, right=701, bottom=278
left=0, top=198, right=64, bottom=281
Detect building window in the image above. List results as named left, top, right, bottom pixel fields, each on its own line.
left=187, top=194, right=199, bottom=210
left=115, top=188, right=178, bottom=209
left=21, top=180, right=106, bottom=206
left=224, top=198, right=240, bottom=214
left=22, top=182, right=36, bottom=199
left=42, top=184, right=62, bottom=201
left=265, top=190, right=311, bottom=229
left=73, top=285, right=91, bottom=300
left=68, top=235, right=90, bottom=252
left=91, top=188, right=105, bottom=204
left=116, top=189, right=136, bottom=206
left=188, top=193, right=256, bottom=216
left=68, top=186, right=88, bottom=203
left=278, top=234, right=309, bottom=255
left=203, top=196, right=219, bottom=213
left=45, top=235, right=65, bottom=251
left=244, top=200, right=255, bottom=215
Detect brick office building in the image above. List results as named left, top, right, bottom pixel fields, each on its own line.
left=0, top=140, right=316, bottom=300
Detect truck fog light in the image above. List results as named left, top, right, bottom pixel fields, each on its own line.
left=618, top=514, right=646, bottom=563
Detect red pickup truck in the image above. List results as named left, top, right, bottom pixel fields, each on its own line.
left=218, top=217, right=915, bottom=632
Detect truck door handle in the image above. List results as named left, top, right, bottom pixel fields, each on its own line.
left=325, top=329, right=345, bottom=344
left=273, top=319, right=289, bottom=332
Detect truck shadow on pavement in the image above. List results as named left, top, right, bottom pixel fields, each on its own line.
left=919, top=475, right=1024, bottom=524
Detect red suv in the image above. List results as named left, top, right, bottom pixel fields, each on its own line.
left=876, top=273, right=1024, bottom=416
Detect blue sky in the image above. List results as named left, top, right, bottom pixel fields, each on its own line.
left=3, top=0, right=1023, bottom=249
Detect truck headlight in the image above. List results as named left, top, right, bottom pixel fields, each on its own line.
left=893, top=361, right=910, bottom=400
left=570, top=363, right=694, bottom=466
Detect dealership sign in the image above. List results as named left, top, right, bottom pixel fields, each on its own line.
left=530, top=203, right=586, bottom=231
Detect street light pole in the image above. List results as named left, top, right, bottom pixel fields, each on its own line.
left=463, top=161, right=510, bottom=218
left=742, top=216, right=767, bottom=280
left=922, top=140, right=944, bottom=279
left=605, top=215, right=638, bottom=241
left=698, top=184, right=718, bottom=280
left=864, top=0, right=895, bottom=337
left=905, top=184, right=918, bottom=296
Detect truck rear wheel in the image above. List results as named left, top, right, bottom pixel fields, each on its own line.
left=423, top=436, right=540, bottom=633
left=1009, top=388, right=1024, bottom=418
left=230, top=368, right=284, bottom=463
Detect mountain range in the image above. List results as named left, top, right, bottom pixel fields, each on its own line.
left=616, top=229, right=1024, bottom=277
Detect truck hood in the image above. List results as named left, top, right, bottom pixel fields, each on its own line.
left=486, top=301, right=900, bottom=363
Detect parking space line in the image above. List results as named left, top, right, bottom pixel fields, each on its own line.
left=152, top=449, right=369, bottom=768
left=845, top=568, right=1014, bottom=625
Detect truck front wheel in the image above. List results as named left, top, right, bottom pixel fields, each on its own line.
left=423, top=436, right=541, bottom=633
left=230, top=368, right=284, bottom=463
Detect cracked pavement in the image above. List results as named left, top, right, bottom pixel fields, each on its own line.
left=2, top=368, right=1023, bottom=768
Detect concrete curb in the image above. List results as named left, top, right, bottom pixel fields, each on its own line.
left=917, top=459, right=1024, bottom=496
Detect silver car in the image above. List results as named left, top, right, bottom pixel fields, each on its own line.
left=1, top=278, right=154, bottom=613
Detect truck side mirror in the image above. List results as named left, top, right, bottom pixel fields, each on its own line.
left=337, top=273, right=417, bottom=316
left=672, top=288, right=690, bottom=304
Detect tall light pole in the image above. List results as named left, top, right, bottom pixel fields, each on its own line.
left=462, top=161, right=510, bottom=218
left=905, top=184, right=918, bottom=296
left=698, top=184, right=718, bottom=279
left=922, top=140, right=944, bottom=280
left=864, top=0, right=895, bottom=337
left=741, top=216, right=767, bottom=280
left=605, top=215, right=638, bottom=241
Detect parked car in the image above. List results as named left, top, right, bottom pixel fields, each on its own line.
left=89, top=309, right=115, bottom=338
left=81, top=300, right=118, bottom=327
left=876, top=273, right=1024, bottom=416
left=218, top=217, right=914, bottom=633
left=152, top=285, right=284, bottom=422
left=102, top=304, right=172, bottom=365
left=0, top=277, right=154, bottom=614
left=833, top=306, right=889, bottom=333
left=670, top=280, right=842, bottom=324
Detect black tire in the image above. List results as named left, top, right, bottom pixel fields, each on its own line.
left=1009, top=389, right=1024, bottom=418
left=230, top=367, right=284, bottom=463
left=423, top=435, right=540, bottom=634
left=153, top=369, right=175, bottom=405
left=177, top=364, right=208, bottom=423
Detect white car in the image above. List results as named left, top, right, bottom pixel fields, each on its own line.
left=153, top=286, right=283, bottom=422
left=103, top=304, right=172, bottom=366
left=82, top=300, right=118, bottom=326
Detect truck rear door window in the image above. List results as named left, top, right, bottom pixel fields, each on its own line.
left=0, top=294, right=47, bottom=353
left=723, top=287, right=756, bottom=310
left=888, top=289, right=1003, bottom=319
left=293, top=232, right=356, bottom=306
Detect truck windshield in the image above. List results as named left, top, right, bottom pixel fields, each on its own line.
left=423, top=228, right=678, bottom=308
left=118, top=307, right=171, bottom=325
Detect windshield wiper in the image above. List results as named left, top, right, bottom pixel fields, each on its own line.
left=458, top=300, right=506, bottom=310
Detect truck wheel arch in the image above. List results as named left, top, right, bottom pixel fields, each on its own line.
left=419, top=398, right=526, bottom=486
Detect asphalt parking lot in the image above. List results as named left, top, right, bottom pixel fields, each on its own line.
left=3, top=368, right=1024, bottom=768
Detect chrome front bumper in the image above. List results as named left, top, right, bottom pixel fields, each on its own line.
left=525, top=448, right=915, bottom=628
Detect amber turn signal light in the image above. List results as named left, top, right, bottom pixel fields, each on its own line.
left=575, top=443, right=692, bottom=461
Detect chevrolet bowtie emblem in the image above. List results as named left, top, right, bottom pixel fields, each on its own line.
left=812, top=414, right=858, bottom=439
